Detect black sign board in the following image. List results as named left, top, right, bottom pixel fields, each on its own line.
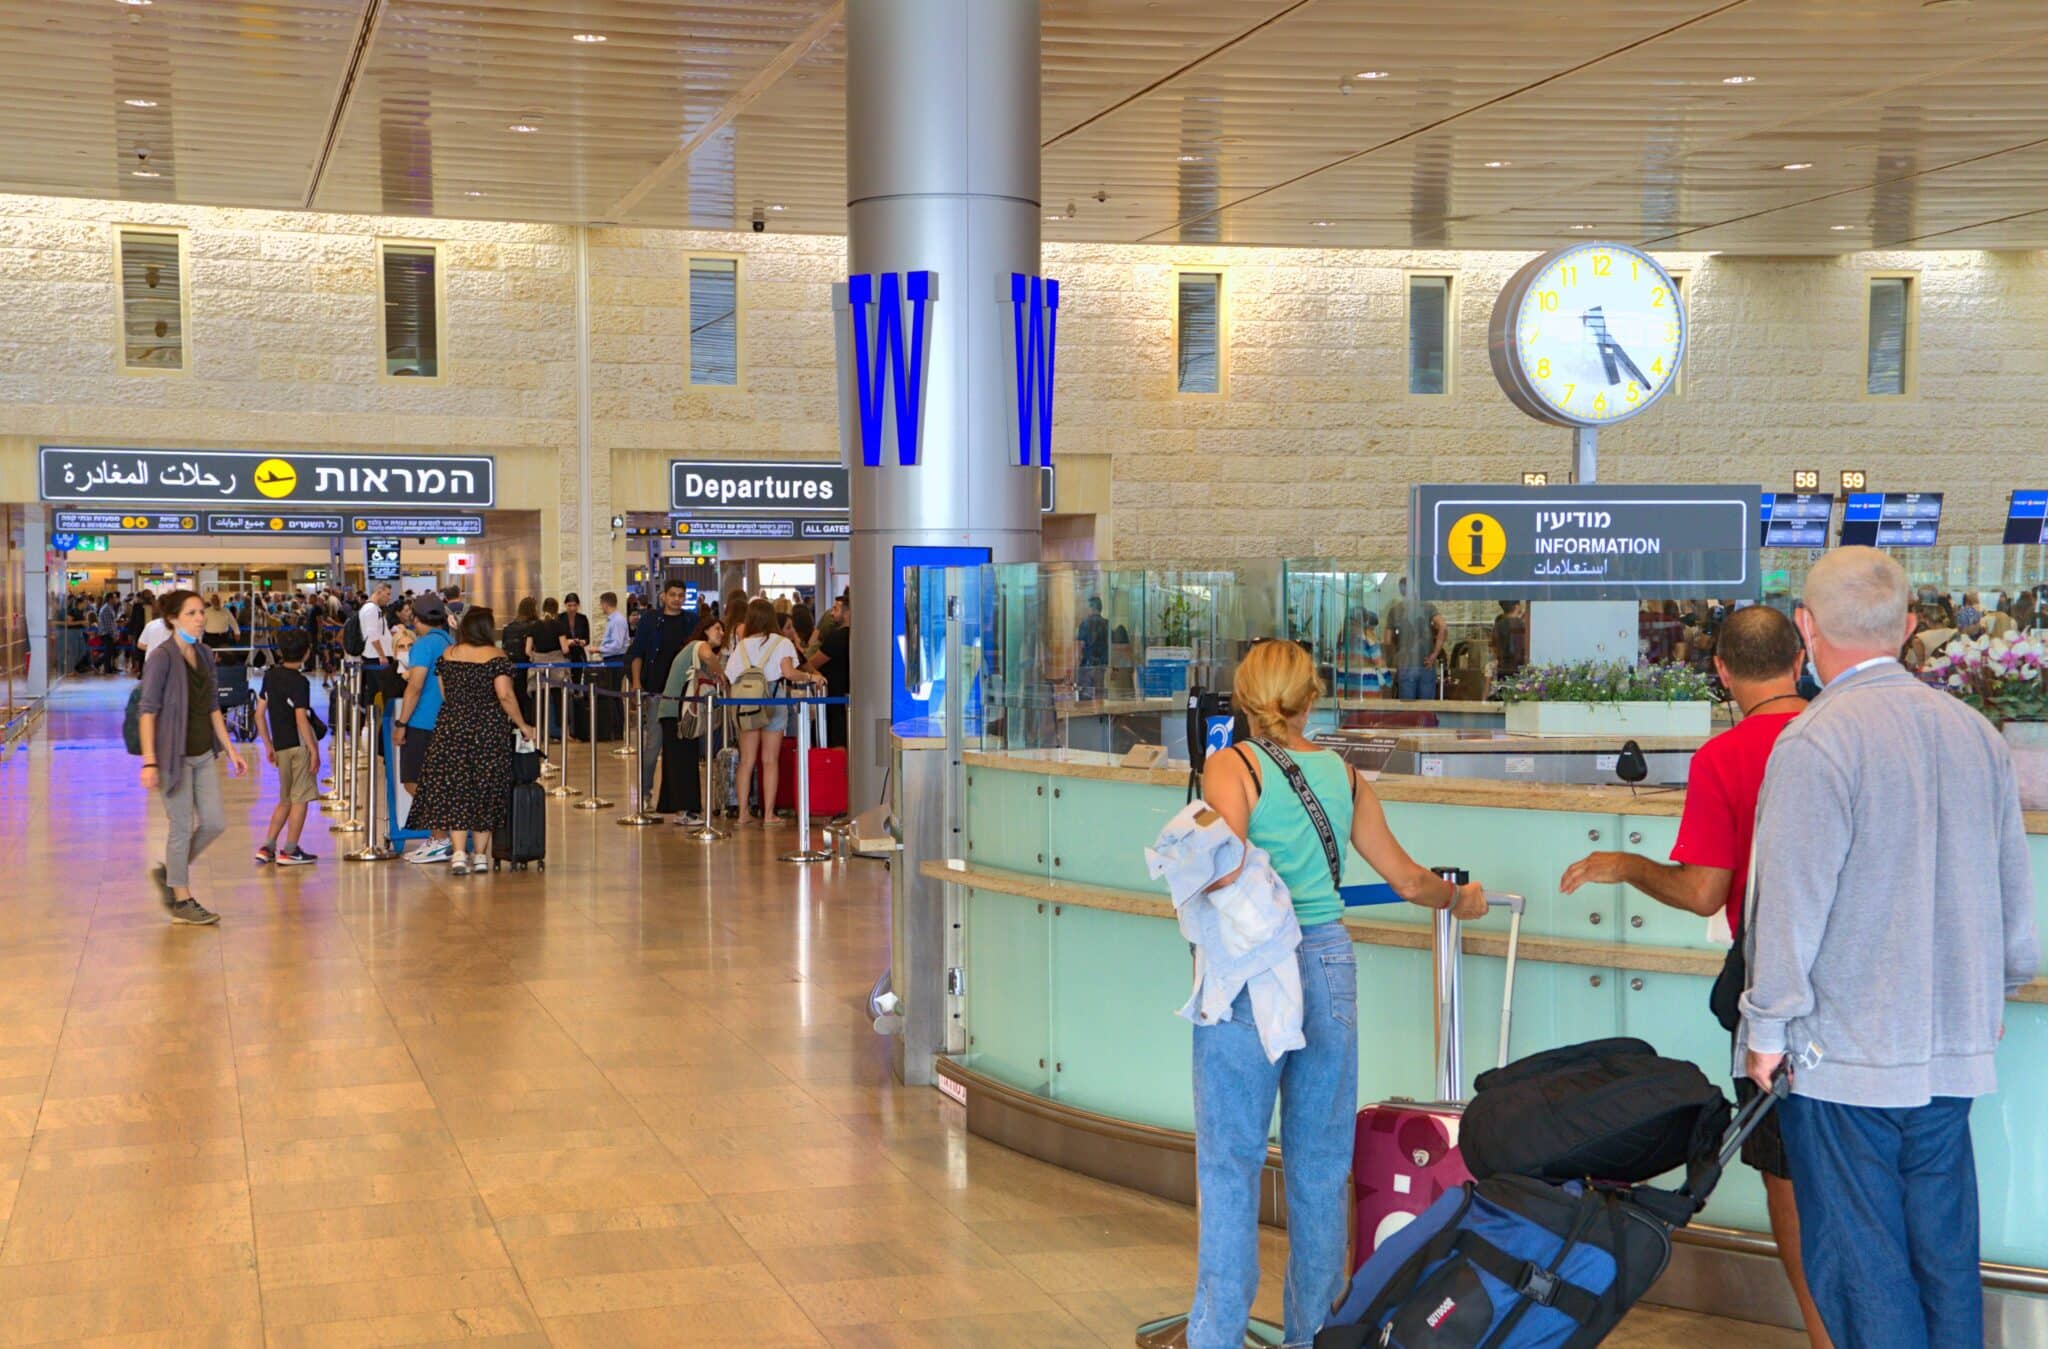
left=669, top=517, right=798, bottom=541
left=40, top=447, right=495, bottom=508
left=670, top=460, right=846, bottom=514
left=1040, top=464, right=1056, bottom=514
left=51, top=510, right=199, bottom=534
left=1410, top=484, right=1760, bottom=602
left=800, top=519, right=851, bottom=540
left=1758, top=492, right=1834, bottom=549
left=343, top=515, right=486, bottom=537
left=1839, top=492, right=1941, bottom=548
left=365, top=537, right=403, bottom=582
left=207, top=513, right=347, bottom=536
left=1310, top=732, right=1400, bottom=782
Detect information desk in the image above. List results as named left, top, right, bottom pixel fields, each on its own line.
left=937, top=748, right=2048, bottom=1297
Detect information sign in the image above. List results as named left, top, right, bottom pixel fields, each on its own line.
left=669, top=517, right=797, bottom=541
left=41, top=447, right=494, bottom=508
left=2003, top=491, right=2048, bottom=545
left=344, top=515, right=486, bottom=537
left=670, top=460, right=846, bottom=514
left=51, top=510, right=199, bottom=534
left=1409, top=484, right=1759, bottom=602
left=206, top=513, right=347, bottom=536
left=1758, top=493, right=1834, bottom=549
left=365, top=537, right=403, bottom=582
left=1839, top=492, right=1941, bottom=548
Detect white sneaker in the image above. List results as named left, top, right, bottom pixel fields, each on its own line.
left=448, top=856, right=473, bottom=876
left=405, top=840, right=454, bottom=865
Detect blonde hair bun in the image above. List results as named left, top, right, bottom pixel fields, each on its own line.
left=1233, top=639, right=1323, bottom=742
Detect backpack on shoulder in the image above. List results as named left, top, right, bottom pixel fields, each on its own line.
left=342, top=612, right=366, bottom=657
left=728, top=639, right=774, bottom=731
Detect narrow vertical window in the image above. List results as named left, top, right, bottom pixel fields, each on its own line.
left=1407, top=274, right=1452, bottom=395
left=118, top=229, right=183, bottom=371
left=380, top=243, right=439, bottom=377
left=1867, top=276, right=1912, bottom=396
left=1176, top=272, right=1221, bottom=394
left=688, top=256, right=739, bottom=386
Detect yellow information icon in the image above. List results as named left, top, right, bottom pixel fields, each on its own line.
left=1447, top=512, right=1508, bottom=576
left=253, top=458, right=298, bottom=499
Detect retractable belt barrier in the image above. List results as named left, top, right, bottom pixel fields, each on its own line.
left=716, top=696, right=850, bottom=864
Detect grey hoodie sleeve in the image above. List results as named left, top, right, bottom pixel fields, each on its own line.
left=1997, top=756, right=2042, bottom=996
left=1740, top=735, right=1856, bottom=1055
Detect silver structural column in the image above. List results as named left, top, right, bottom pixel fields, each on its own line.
left=844, top=0, right=1043, bottom=814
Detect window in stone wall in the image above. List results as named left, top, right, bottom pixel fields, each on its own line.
left=1406, top=274, right=1452, bottom=395
left=1176, top=271, right=1222, bottom=394
left=380, top=242, right=441, bottom=378
left=116, top=229, right=186, bottom=371
left=1866, top=274, right=1914, bottom=396
left=688, top=256, right=740, bottom=386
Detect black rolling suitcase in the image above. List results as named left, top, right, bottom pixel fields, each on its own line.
left=566, top=670, right=625, bottom=742
left=497, top=745, right=546, bottom=871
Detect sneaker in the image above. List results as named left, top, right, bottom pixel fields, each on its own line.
left=277, top=847, right=317, bottom=866
left=448, top=856, right=473, bottom=876
left=167, top=898, right=219, bottom=926
left=404, top=840, right=454, bottom=865
left=254, top=845, right=276, bottom=865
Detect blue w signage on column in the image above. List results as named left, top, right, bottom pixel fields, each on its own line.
left=847, top=271, right=934, bottom=467
left=1009, top=273, right=1059, bottom=467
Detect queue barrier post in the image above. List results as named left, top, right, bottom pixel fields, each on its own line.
left=615, top=688, right=660, bottom=827
left=779, top=696, right=833, bottom=865
left=681, top=689, right=726, bottom=844
left=541, top=666, right=581, bottom=798
left=610, top=661, right=636, bottom=758
left=573, top=665, right=613, bottom=811
left=345, top=684, right=398, bottom=862
left=327, top=658, right=363, bottom=834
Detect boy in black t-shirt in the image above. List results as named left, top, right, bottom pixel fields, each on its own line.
left=255, top=631, right=321, bottom=866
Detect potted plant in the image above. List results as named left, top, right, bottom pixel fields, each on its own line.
left=1924, top=634, right=2048, bottom=809
left=1493, top=661, right=1717, bottom=737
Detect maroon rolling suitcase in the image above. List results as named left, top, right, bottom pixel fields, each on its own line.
left=1350, top=890, right=1523, bottom=1270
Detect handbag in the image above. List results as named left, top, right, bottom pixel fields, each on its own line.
left=123, top=685, right=145, bottom=756
left=1709, top=836, right=1761, bottom=1033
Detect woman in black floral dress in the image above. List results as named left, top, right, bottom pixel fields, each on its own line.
left=405, top=607, right=538, bottom=874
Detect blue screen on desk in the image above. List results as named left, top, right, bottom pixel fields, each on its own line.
left=1759, top=492, right=1833, bottom=548
left=1840, top=492, right=1942, bottom=547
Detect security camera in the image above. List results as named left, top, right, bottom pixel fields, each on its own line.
left=751, top=208, right=766, bottom=233
left=135, top=147, right=150, bottom=162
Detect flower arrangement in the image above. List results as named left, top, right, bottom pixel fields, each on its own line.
left=1924, top=634, right=2048, bottom=723
left=1493, top=660, right=1718, bottom=706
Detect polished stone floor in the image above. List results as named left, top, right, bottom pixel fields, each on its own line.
left=0, top=679, right=1801, bottom=1346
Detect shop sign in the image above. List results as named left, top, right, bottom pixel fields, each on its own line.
left=40, top=446, right=495, bottom=508
left=1409, top=483, right=1759, bottom=602
left=670, top=460, right=846, bottom=514
left=51, top=509, right=199, bottom=534
left=206, top=513, right=347, bottom=536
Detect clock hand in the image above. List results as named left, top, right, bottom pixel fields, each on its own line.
left=1606, top=338, right=1652, bottom=389
left=1581, top=308, right=1622, bottom=384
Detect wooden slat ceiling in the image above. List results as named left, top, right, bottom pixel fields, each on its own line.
left=4, top=0, right=2048, bottom=253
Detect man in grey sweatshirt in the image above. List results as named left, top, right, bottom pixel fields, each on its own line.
left=1740, top=547, right=2039, bottom=1348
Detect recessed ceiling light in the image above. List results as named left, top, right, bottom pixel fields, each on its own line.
left=1044, top=214, right=1062, bottom=222
left=123, top=98, right=158, bottom=108
left=507, top=123, right=540, bottom=134
left=1568, top=224, right=1596, bottom=230
left=1355, top=70, right=1390, bottom=81
left=464, top=190, right=484, bottom=198
left=768, top=203, right=786, bottom=212
left=1311, top=220, right=1335, bottom=228
left=1483, top=160, right=1510, bottom=169
left=1722, top=74, right=1755, bottom=85
left=130, top=168, right=160, bottom=178
left=1781, top=162, right=1814, bottom=171
left=115, top=0, right=151, bottom=7
left=1177, top=154, right=1206, bottom=163
left=570, top=32, right=607, bottom=43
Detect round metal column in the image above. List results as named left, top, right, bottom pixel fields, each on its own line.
left=845, top=0, right=1043, bottom=811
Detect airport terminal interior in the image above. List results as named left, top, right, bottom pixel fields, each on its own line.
left=6, top=1, right=2048, bottom=1345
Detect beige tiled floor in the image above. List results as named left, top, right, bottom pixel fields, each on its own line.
left=0, top=683, right=1804, bottom=1346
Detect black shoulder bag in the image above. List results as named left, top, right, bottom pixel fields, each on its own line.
left=1709, top=835, right=1761, bottom=1033
left=1251, top=738, right=1345, bottom=892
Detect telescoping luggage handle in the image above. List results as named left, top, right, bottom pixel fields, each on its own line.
left=1429, top=868, right=1524, bottom=1104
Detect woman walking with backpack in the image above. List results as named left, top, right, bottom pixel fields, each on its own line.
left=724, top=596, right=821, bottom=827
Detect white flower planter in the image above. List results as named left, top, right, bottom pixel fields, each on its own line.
left=1504, top=700, right=1713, bottom=738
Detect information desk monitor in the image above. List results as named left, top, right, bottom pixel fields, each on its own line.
left=1839, top=491, right=1942, bottom=548
left=2004, top=491, right=2048, bottom=545
left=1759, top=492, right=1834, bottom=548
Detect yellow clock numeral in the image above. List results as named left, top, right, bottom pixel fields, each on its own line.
left=1625, top=382, right=1640, bottom=404
left=1560, top=265, right=1578, bottom=288
left=1539, top=291, right=1560, bottom=312
left=1651, top=356, right=1664, bottom=376
left=1535, top=358, right=1551, bottom=379
left=1561, top=384, right=1575, bottom=405
left=1593, top=254, right=1612, bottom=277
left=1651, top=286, right=1667, bottom=308
left=1593, top=393, right=1608, bottom=414
left=1666, top=324, right=1679, bottom=340
left=1630, top=259, right=1639, bottom=282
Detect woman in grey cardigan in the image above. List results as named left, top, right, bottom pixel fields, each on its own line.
left=138, top=590, right=247, bottom=925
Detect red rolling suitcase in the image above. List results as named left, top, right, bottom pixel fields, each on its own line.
left=774, top=704, right=849, bottom=817
left=1350, top=890, right=1523, bottom=1269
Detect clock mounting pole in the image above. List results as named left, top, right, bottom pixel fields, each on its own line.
left=1573, top=426, right=1597, bottom=485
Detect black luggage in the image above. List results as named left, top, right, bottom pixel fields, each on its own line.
left=498, top=747, right=546, bottom=871
left=1461, top=1037, right=1728, bottom=1185
left=566, top=671, right=624, bottom=742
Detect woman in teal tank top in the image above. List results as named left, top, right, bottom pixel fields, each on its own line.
left=1184, top=639, right=1491, bottom=1349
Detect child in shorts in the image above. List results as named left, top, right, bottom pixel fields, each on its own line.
left=255, top=630, right=322, bottom=866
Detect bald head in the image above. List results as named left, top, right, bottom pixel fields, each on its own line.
left=1797, top=547, right=1914, bottom=680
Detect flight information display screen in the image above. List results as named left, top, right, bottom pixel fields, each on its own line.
left=1839, top=492, right=1942, bottom=547
left=2003, top=491, right=2048, bottom=545
left=1758, top=492, right=1834, bottom=548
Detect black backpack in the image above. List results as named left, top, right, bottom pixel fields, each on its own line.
left=342, top=611, right=366, bottom=657
left=1460, top=1037, right=1729, bottom=1186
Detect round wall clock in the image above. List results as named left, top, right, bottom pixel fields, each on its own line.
left=1488, top=242, right=1686, bottom=429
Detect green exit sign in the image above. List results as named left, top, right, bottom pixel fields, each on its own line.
left=688, top=540, right=717, bottom=559
left=434, top=536, right=466, bottom=546
left=75, top=535, right=108, bottom=552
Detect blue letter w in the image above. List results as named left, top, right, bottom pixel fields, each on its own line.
left=1009, top=273, right=1059, bottom=467
left=847, top=271, right=933, bottom=468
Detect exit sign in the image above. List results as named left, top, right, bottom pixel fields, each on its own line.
left=434, top=535, right=466, bottom=546
left=75, top=535, right=109, bottom=552
left=688, top=540, right=717, bottom=559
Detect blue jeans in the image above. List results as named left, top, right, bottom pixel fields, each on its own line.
left=1189, top=921, right=1358, bottom=1349
left=1780, top=1093, right=1982, bottom=1349
left=1395, top=666, right=1433, bottom=701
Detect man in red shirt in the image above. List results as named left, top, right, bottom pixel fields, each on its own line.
left=1559, top=604, right=1830, bottom=1348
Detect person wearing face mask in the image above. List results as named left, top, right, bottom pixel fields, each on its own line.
left=137, top=590, right=249, bottom=925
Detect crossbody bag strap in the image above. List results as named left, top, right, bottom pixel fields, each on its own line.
left=1253, top=737, right=1343, bottom=891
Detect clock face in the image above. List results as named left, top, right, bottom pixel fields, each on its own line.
left=1490, top=243, right=1686, bottom=429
